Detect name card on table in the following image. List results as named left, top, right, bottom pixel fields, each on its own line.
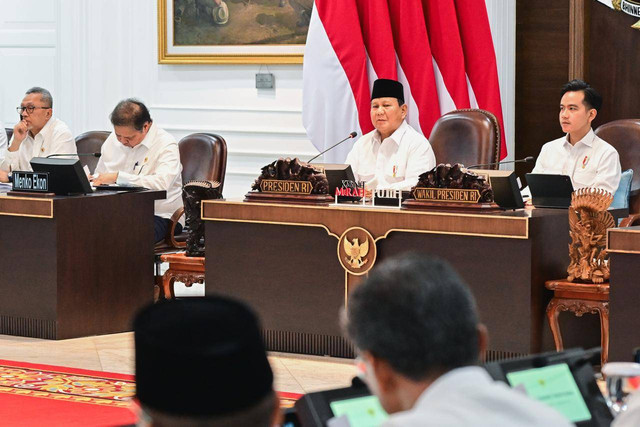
left=12, top=171, right=50, bottom=193
left=413, top=187, right=481, bottom=203
left=259, top=179, right=313, bottom=195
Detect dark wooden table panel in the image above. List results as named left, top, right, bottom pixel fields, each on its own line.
left=0, top=190, right=164, bottom=339
left=203, top=201, right=590, bottom=359
left=607, top=226, right=640, bottom=361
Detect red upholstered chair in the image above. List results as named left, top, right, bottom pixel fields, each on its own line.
left=75, top=131, right=110, bottom=174
left=595, top=119, right=640, bottom=214
left=153, top=133, right=228, bottom=300
left=428, top=109, right=501, bottom=169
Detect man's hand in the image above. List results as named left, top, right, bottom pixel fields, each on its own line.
left=0, top=170, right=10, bottom=183
left=9, top=121, right=28, bottom=151
left=92, top=172, right=118, bottom=185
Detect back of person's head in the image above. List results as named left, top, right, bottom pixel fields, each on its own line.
left=134, top=297, right=278, bottom=427
left=110, top=98, right=152, bottom=130
left=25, top=87, right=53, bottom=108
left=344, top=253, right=480, bottom=381
left=561, top=79, right=602, bottom=112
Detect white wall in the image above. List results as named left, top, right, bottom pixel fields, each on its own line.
left=0, top=0, right=516, bottom=198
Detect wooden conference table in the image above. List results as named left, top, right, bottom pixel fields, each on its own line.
left=0, top=189, right=164, bottom=339
left=607, top=226, right=640, bottom=361
left=203, top=199, right=574, bottom=359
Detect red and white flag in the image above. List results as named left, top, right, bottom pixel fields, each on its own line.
left=303, top=0, right=507, bottom=163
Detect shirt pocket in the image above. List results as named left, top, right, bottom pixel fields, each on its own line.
left=573, top=167, right=597, bottom=187
left=384, top=156, right=406, bottom=183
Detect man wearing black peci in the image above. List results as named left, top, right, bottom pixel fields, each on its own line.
left=345, top=78, right=436, bottom=191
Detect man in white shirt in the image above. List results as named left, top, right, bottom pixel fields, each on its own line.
left=0, top=87, right=76, bottom=182
left=0, top=121, right=7, bottom=164
left=345, top=79, right=436, bottom=190
left=531, top=80, right=621, bottom=194
left=343, top=254, right=573, bottom=427
left=93, top=99, right=183, bottom=243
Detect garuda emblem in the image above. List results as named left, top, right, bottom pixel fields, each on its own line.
left=343, top=237, right=369, bottom=269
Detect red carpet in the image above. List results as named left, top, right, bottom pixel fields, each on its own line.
left=0, top=359, right=302, bottom=426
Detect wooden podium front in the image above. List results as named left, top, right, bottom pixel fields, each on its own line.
left=607, top=226, right=640, bottom=361
left=203, top=200, right=575, bottom=359
left=0, top=190, right=164, bottom=339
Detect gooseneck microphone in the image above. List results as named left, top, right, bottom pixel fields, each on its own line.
left=307, top=131, right=358, bottom=163
left=467, top=156, right=535, bottom=169
left=46, top=153, right=102, bottom=158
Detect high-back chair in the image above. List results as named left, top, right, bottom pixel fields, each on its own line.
left=75, top=131, right=110, bottom=174
left=153, top=133, right=228, bottom=300
left=428, top=109, right=501, bottom=169
left=595, top=119, right=640, bottom=214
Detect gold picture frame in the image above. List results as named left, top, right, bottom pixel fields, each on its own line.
left=157, top=0, right=308, bottom=64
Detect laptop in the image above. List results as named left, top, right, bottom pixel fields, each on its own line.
left=526, top=173, right=574, bottom=208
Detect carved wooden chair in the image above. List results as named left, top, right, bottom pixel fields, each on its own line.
left=75, top=131, right=110, bottom=174
left=545, top=280, right=609, bottom=366
left=154, top=133, right=227, bottom=300
left=428, top=109, right=501, bottom=169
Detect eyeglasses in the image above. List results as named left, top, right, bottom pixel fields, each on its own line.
left=16, top=105, right=51, bottom=114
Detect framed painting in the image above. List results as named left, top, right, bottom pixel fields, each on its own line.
left=158, top=0, right=311, bottom=64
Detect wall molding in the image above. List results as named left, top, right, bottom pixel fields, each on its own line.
left=151, top=104, right=302, bottom=114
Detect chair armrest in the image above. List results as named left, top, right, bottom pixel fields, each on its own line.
left=619, top=213, right=640, bottom=228
left=165, top=207, right=186, bottom=248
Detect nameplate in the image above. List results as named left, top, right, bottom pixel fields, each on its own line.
left=12, top=171, right=50, bottom=193
left=260, top=179, right=313, bottom=195
left=413, top=187, right=481, bottom=203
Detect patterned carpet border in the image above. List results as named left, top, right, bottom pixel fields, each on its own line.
left=0, top=359, right=302, bottom=409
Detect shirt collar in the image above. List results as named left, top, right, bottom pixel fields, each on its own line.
left=564, top=128, right=595, bottom=148
left=374, top=120, right=408, bottom=146
left=414, top=366, right=493, bottom=407
left=137, top=122, right=157, bottom=149
left=31, top=117, right=54, bottom=140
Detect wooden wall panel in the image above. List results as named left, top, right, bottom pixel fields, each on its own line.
left=515, top=1, right=570, bottom=182
left=588, top=2, right=640, bottom=128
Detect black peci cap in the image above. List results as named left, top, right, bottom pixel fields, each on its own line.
left=371, top=78, right=404, bottom=104
left=134, top=297, right=273, bottom=417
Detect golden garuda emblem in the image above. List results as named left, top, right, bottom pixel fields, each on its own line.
left=567, top=188, right=615, bottom=284
left=343, top=237, right=369, bottom=269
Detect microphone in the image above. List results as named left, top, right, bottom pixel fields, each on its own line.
left=46, top=153, right=101, bottom=158
left=307, top=131, right=358, bottom=163
left=467, top=156, right=535, bottom=169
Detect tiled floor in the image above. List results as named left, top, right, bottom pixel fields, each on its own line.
left=0, top=332, right=357, bottom=395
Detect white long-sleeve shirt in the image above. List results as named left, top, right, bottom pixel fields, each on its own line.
left=0, top=122, right=7, bottom=164
left=384, top=367, right=573, bottom=427
left=0, top=118, right=75, bottom=172
left=531, top=128, right=621, bottom=194
left=345, top=121, right=436, bottom=190
left=95, top=123, right=183, bottom=221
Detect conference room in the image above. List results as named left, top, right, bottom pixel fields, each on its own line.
left=1, top=0, right=639, bottom=426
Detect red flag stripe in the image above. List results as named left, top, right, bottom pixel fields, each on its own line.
left=355, top=0, right=397, bottom=81
left=387, top=0, right=441, bottom=136
left=423, top=0, right=470, bottom=110
left=315, top=0, right=373, bottom=136
left=455, top=0, right=507, bottom=159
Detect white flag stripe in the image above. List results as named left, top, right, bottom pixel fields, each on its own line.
left=432, top=58, right=457, bottom=115
left=303, top=7, right=362, bottom=163
left=396, top=59, right=423, bottom=135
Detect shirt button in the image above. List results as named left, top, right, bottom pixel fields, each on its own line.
left=41, top=147, right=45, bottom=152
